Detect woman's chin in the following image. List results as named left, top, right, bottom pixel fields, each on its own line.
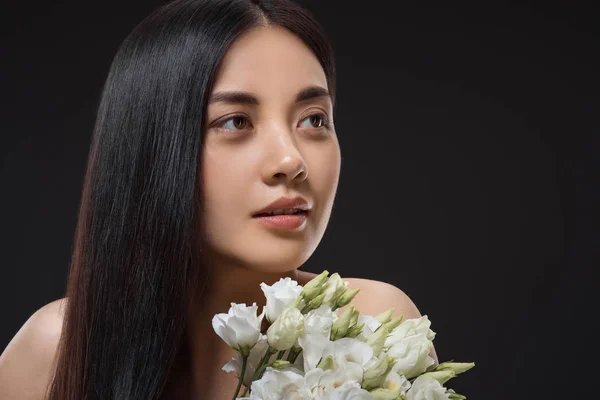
left=243, top=253, right=310, bottom=274
left=206, top=232, right=320, bottom=274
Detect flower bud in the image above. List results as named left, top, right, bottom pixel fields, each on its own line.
left=362, top=354, right=395, bottom=390
left=271, top=360, right=291, bottom=369
left=321, top=273, right=348, bottom=307
left=374, top=307, right=395, bottom=325
left=316, top=354, right=336, bottom=371
left=447, top=389, right=467, bottom=399
left=330, top=306, right=358, bottom=340
left=266, top=307, right=305, bottom=351
left=302, top=293, right=326, bottom=313
left=301, top=270, right=329, bottom=301
left=417, top=369, right=456, bottom=385
left=435, top=362, right=475, bottom=375
left=335, top=287, right=360, bottom=309
left=381, top=315, right=404, bottom=333
left=366, top=323, right=390, bottom=356
left=346, top=322, right=365, bottom=339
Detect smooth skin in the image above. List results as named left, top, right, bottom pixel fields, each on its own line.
left=0, top=25, right=437, bottom=399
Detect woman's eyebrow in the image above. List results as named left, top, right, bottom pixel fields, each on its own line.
left=208, top=85, right=330, bottom=105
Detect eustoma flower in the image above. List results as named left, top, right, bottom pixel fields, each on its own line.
left=212, top=271, right=474, bottom=400
left=212, top=302, right=265, bottom=357
left=260, top=277, right=304, bottom=323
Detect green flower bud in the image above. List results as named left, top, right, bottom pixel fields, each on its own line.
left=418, top=369, right=456, bottom=385
left=381, top=315, right=404, bottom=333
left=330, top=306, right=358, bottom=340
left=271, top=360, right=291, bottom=369
left=316, top=354, right=336, bottom=371
left=321, top=273, right=348, bottom=307
left=374, top=307, right=395, bottom=325
left=346, top=322, right=365, bottom=339
left=435, top=362, right=475, bottom=375
left=335, top=287, right=360, bottom=309
left=308, top=294, right=325, bottom=311
left=362, top=354, right=395, bottom=390
left=447, top=391, right=467, bottom=400
left=301, top=270, right=329, bottom=301
left=366, top=323, right=390, bottom=356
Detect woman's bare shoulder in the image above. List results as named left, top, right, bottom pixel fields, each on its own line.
left=0, top=298, right=66, bottom=399
left=339, top=277, right=423, bottom=319
left=298, top=271, right=422, bottom=319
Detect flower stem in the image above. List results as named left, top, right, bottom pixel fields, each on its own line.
left=276, top=350, right=286, bottom=360
left=241, top=347, right=276, bottom=397
left=241, top=386, right=250, bottom=397
left=290, top=349, right=301, bottom=364
left=286, top=348, right=296, bottom=362
left=232, top=356, right=248, bottom=400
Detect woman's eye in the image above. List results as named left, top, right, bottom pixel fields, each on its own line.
left=218, top=115, right=250, bottom=131
left=300, top=113, right=331, bottom=130
left=214, top=113, right=331, bottom=133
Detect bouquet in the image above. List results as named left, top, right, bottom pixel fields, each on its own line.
left=212, top=271, right=474, bottom=399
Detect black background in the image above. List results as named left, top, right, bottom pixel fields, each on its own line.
left=1, top=1, right=597, bottom=399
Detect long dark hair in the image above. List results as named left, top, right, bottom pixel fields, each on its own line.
left=46, top=0, right=336, bottom=398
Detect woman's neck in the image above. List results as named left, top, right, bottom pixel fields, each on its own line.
left=176, top=261, right=305, bottom=398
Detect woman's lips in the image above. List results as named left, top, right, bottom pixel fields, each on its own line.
left=252, top=211, right=308, bottom=229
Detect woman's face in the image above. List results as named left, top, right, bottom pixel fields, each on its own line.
left=202, top=25, right=341, bottom=273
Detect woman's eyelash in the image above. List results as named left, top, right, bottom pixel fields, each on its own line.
left=214, top=113, right=332, bottom=132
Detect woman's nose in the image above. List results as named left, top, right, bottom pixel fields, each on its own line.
left=261, top=133, right=308, bottom=185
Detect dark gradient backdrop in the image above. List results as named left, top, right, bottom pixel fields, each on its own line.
left=1, top=1, right=597, bottom=399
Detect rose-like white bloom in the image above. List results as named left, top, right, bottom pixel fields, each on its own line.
left=384, top=316, right=435, bottom=379
left=260, top=277, right=304, bottom=323
left=267, top=307, right=305, bottom=351
left=388, top=332, right=435, bottom=379
left=297, top=305, right=337, bottom=371
left=324, top=337, right=374, bottom=368
left=321, top=273, right=349, bottom=306
left=320, top=380, right=374, bottom=400
left=222, top=334, right=269, bottom=387
left=304, top=367, right=367, bottom=399
left=246, top=367, right=308, bottom=399
left=405, top=376, right=450, bottom=400
left=212, top=302, right=264, bottom=357
left=314, top=338, right=373, bottom=383
left=384, top=316, right=436, bottom=349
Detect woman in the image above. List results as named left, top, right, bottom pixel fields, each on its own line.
left=0, top=0, right=437, bottom=398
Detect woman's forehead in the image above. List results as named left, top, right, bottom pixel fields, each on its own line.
left=210, top=26, right=328, bottom=97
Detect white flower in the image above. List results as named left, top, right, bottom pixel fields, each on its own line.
left=387, top=332, right=435, bottom=379
left=212, top=302, right=264, bottom=357
left=319, top=379, right=373, bottom=399
left=267, top=307, right=305, bottom=351
left=304, top=367, right=367, bottom=399
left=260, top=277, right=304, bottom=323
left=405, top=376, right=450, bottom=400
left=384, top=316, right=436, bottom=349
left=385, top=316, right=436, bottom=379
left=247, top=367, right=308, bottom=399
left=222, top=334, right=269, bottom=387
left=316, top=338, right=373, bottom=382
left=298, top=305, right=337, bottom=371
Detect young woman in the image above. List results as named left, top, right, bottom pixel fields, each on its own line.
left=0, top=0, right=437, bottom=398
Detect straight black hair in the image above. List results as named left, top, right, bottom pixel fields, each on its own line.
left=47, top=0, right=336, bottom=398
